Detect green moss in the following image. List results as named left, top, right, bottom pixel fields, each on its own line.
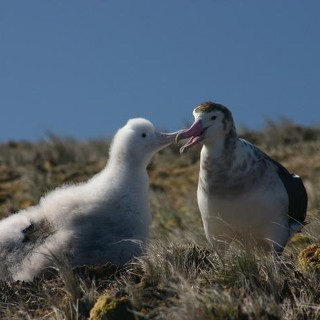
left=289, top=233, right=314, bottom=246
left=298, top=244, right=320, bottom=272
left=89, top=293, right=134, bottom=320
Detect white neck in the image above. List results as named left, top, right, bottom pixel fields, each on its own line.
left=202, top=138, right=228, bottom=160
left=105, top=156, right=148, bottom=184
left=202, top=134, right=238, bottom=160
left=108, top=144, right=152, bottom=171
left=88, top=154, right=149, bottom=200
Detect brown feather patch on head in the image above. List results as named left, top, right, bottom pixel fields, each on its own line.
left=194, top=101, right=229, bottom=114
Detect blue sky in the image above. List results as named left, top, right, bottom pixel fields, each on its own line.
left=0, top=0, right=319, bottom=140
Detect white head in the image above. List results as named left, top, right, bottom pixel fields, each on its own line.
left=176, top=101, right=236, bottom=153
left=109, top=118, right=175, bottom=167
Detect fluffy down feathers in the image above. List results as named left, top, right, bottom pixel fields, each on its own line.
left=0, top=118, right=173, bottom=281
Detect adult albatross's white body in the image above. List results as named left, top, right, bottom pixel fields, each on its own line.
left=0, top=118, right=175, bottom=281
left=176, top=101, right=307, bottom=254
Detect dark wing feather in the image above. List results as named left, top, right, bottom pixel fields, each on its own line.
left=271, top=161, right=308, bottom=225
left=247, top=141, right=308, bottom=225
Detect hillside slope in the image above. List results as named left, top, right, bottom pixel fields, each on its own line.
left=0, top=121, right=319, bottom=319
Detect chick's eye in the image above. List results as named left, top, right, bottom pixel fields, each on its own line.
left=211, top=116, right=217, bottom=120
left=141, top=133, right=147, bottom=138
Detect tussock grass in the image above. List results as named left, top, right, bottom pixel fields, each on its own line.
left=0, top=121, right=319, bottom=319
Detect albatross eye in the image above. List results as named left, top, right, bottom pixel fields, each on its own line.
left=141, top=133, right=147, bottom=138
left=211, top=116, right=217, bottom=120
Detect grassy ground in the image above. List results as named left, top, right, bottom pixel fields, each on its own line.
left=0, top=120, right=319, bottom=320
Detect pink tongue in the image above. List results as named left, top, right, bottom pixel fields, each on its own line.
left=180, top=135, right=203, bottom=153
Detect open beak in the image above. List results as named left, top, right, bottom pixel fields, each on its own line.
left=175, top=119, right=207, bottom=153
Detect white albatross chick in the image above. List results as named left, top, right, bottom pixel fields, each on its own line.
left=176, top=101, right=307, bottom=255
left=0, top=118, right=175, bottom=281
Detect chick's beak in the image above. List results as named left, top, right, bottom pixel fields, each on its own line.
left=156, top=131, right=177, bottom=148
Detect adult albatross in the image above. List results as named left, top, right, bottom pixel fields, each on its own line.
left=176, top=101, right=307, bottom=254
